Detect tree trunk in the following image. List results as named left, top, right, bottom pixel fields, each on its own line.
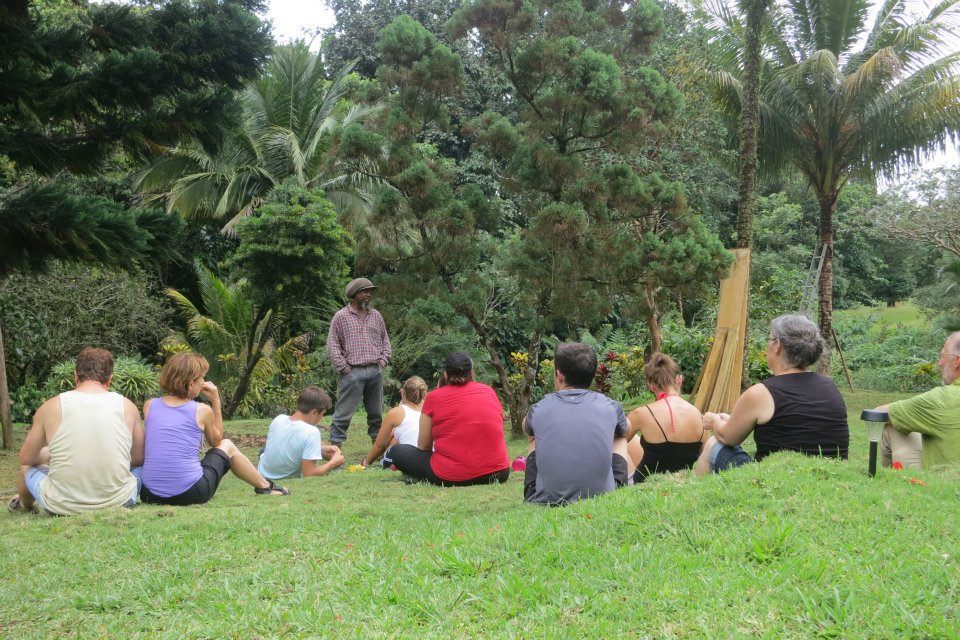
left=223, top=311, right=274, bottom=419
left=737, top=0, right=770, bottom=391
left=643, top=287, right=662, bottom=355
left=817, top=196, right=836, bottom=374
left=507, top=328, right=543, bottom=437
left=0, top=321, right=13, bottom=450
left=735, top=0, right=768, bottom=389
left=479, top=334, right=519, bottom=435
left=735, top=0, right=767, bottom=251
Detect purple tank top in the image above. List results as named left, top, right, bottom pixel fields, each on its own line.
left=142, top=399, right=203, bottom=497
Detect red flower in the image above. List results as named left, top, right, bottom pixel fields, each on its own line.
left=892, top=461, right=904, bottom=470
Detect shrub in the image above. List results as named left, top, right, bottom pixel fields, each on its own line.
left=0, top=262, right=171, bottom=391
left=44, top=356, right=160, bottom=407
left=833, top=316, right=942, bottom=392
left=10, top=381, right=45, bottom=423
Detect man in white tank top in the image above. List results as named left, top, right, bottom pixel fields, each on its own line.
left=9, top=348, right=144, bottom=515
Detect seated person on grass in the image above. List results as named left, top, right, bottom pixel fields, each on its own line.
left=626, top=353, right=708, bottom=483
left=694, top=315, right=849, bottom=475
left=524, top=342, right=630, bottom=505
left=140, top=352, right=289, bottom=505
left=390, top=352, right=510, bottom=486
left=873, top=331, right=960, bottom=470
left=258, top=386, right=345, bottom=480
left=361, top=376, right=427, bottom=469
left=10, top=348, right=144, bottom=515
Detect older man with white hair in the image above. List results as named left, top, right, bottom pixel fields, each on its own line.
left=876, top=331, right=960, bottom=470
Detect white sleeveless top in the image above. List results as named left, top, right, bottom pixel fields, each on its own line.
left=40, top=391, right=137, bottom=515
left=392, top=404, right=422, bottom=446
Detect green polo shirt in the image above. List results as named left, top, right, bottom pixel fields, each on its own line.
left=888, top=378, right=960, bottom=468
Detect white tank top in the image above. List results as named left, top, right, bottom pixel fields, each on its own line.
left=392, top=404, right=421, bottom=446
left=40, top=391, right=137, bottom=515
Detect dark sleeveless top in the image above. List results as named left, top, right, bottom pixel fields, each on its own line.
left=634, top=404, right=704, bottom=483
left=755, top=372, right=848, bottom=461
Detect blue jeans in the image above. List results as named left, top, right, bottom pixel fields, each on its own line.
left=329, top=365, right=383, bottom=444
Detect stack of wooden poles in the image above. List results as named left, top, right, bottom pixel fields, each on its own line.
left=690, top=248, right=751, bottom=414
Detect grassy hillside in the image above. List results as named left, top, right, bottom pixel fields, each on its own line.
left=835, top=302, right=929, bottom=332
left=2, top=390, right=957, bottom=638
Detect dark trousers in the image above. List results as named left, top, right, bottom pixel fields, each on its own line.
left=389, top=444, right=510, bottom=486
left=329, top=365, right=383, bottom=444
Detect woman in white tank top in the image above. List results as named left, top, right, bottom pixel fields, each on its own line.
left=362, top=376, right=427, bottom=468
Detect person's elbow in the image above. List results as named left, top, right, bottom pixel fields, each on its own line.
left=714, top=430, right=734, bottom=446
left=713, top=424, right=741, bottom=446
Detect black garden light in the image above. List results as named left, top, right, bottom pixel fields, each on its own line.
left=860, top=409, right=888, bottom=477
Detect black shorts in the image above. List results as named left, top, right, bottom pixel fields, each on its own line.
left=390, top=444, right=510, bottom=486
left=141, top=448, right=231, bottom=506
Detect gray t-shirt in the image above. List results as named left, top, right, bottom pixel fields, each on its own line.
left=524, top=388, right=629, bottom=505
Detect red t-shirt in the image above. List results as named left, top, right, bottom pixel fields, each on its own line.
left=422, top=381, right=509, bottom=481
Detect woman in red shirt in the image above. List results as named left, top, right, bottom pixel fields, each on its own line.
left=390, top=352, right=510, bottom=485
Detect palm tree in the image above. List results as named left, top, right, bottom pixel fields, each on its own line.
left=165, top=264, right=308, bottom=419
left=701, top=0, right=960, bottom=370
left=134, top=42, right=381, bottom=232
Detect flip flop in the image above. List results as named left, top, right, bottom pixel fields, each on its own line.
left=253, top=480, right=290, bottom=496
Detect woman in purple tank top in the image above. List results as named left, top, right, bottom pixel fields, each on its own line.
left=140, top=352, right=289, bottom=505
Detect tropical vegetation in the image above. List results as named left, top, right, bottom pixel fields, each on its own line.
left=699, top=0, right=960, bottom=370
left=1, top=0, right=959, bottom=445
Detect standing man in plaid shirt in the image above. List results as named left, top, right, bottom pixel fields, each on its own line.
left=326, top=277, right=392, bottom=448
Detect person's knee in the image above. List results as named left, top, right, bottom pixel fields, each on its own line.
left=694, top=436, right=717, bottom=477
left=217, top=438, right=238, bottom=458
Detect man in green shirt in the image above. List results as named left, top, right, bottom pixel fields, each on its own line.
left=875, top=332, right=960, bottom=469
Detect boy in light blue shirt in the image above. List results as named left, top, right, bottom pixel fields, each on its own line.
left=258, top=387, right=345, bottom=480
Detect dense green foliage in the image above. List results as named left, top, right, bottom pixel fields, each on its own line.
left=44, top=357, right=160, bottom=408
left=0, top=263, right=171, bottom=389
left=134, top=42, right=377, bottom=230
left=340, top=3, right=733, bottom=431
left=164, top=265, right=309, bottom=419
left=230, top=181, right=353, bottom=312
left=700, top=0, right=960, bottom=370
left=0, top=0, right=270, bottom=173
left=1, top=0, right=958, bottom=435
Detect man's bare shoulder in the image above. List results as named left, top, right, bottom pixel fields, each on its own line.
left=33, top=393, right=62, bottom=428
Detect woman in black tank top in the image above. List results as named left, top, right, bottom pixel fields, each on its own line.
left=627, top=353, right=707, bottom=482
left=694, top=315, right=849, bottom=475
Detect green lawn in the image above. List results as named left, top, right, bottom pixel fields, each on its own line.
left=2, top=390, right=957, bottom=638
left=835, top=301, right=929, bottom=331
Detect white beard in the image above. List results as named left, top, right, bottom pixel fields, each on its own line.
left=359, top=300, right=371, bottom=311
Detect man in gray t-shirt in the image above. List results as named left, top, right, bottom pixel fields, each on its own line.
left=524, top=343, right=630, bottom=505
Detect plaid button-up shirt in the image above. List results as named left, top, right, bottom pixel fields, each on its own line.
left=326, top=304, right=392, bottom=373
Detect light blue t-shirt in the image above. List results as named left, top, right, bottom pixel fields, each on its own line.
left=257, top=415, right=325, bottom=480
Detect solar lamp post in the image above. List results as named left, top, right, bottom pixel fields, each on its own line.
left=860, top=409, right=888, bottom=478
